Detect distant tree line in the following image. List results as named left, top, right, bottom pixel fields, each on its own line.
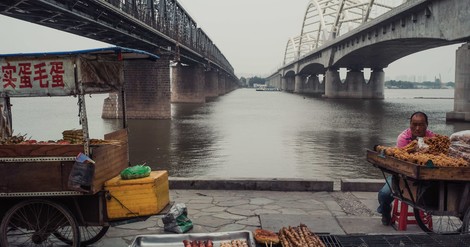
left=385, top=80, right=455, bottom=89
left=240, top=76, right=266, bottom=87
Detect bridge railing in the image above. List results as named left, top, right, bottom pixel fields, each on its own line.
left=103, top=0, right=233, bottom=74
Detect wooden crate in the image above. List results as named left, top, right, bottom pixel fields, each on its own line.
left=0, top=129, right=129, bottom=194
left=104, top=170, right=170, bottom=220
left=90, top=129, right=129, bottom=194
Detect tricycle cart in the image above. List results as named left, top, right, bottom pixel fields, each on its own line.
left=367, top=149, right=470, bottom=234
left=0, top=47, right=160, bottom=246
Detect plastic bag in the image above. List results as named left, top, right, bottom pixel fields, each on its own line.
left=416, top=137, right=429, bottom=152
left=162, top=203, right=193, bottom=233
left=448, top=130, right=470, bottom=162
left=120, top=165, right=151, bottom=180
left=68, top=153, right=95, bottom=193
left=450, top=130, right=470, bottom=143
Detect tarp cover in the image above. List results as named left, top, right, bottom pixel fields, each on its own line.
left=78, top=56, right=124, bottom=94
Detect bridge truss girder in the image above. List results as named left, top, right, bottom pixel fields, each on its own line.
left=0, top=0, right=235, bottom=78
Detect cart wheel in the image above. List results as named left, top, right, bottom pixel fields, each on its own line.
left=414, top=208, right=463, bottom=234
left=461, top=206, right=470, bottom=233
left=54, top=225, right=109, bottom=246
left=0, top=199, right=81, bottom=246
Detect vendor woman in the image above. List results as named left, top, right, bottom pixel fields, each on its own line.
left=377, top=111, right=434, bottom=225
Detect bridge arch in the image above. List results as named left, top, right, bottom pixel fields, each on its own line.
left=283, top=70, right=296, bottom=78
left=281, top=70, right=297, bottom=92
left=298, top=63, right=326, bottom=76
left=284, top=0, right=404, bottom=65
left=332, top=38, right=462, bottom=70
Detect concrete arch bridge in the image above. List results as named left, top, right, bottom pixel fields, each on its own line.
left=266, top=0, right=470, bottom=120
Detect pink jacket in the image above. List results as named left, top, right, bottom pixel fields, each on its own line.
left=396, top=128, right=435, bottom=148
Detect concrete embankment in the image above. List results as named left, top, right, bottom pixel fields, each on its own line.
left=169, top=177, right=386, bottom=192
left=96, top=178, right=402, bottom=247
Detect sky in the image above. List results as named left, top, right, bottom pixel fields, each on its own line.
left=0, top=1, right=463, bottom=82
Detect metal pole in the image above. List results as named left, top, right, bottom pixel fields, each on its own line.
left=121, top=87, right=127, bottom=129
left=78, top=87, right=90, bottom=156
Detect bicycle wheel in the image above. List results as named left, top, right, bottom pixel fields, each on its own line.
left=414, top=208, right=463, bottom=234
left=0, top=199, right=80, bottom=246
left=54, top=225, right=109, bottom=246
left=461, top=207, right=470, bottom=233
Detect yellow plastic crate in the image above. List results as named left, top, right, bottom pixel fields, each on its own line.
left=104, top=170, right=170, bottom=219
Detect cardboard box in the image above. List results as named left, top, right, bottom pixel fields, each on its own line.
left=105, top=170, right=170, bottom=220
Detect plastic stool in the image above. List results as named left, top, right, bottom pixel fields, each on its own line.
left=391, top=199, right=432, bottom=231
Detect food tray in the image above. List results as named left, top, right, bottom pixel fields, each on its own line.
left=129, top=230, right=255, bottom=247
left=366, top=149, right=470, bottom=181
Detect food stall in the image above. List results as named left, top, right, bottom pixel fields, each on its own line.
left=367, top=133, right=470, bottom=234
left=0, top=47, right=169, bottom=246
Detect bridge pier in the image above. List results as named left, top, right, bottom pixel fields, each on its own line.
left=225, top=77, right=234, bottom=93
left=102, top=56, right=171, bottom=119
left=294, top=74, right=325, bottom=94
left=305, top=74, right=325, bottom=94
left=324, top=68, right=342, bottom=98
left=447, top=43, right=470, bottom=121
left=205, top=69, right=219, bottom=99
left=270, top=75, right=282, bottom=89
left=324, top=68, right=383, bottom=99
left=171, top=63, right=205, bottom=103
left=228, top=78, right=238, bottom=92
left=345, top=70, right=366, bottom=98
left=283, top=77, right=295, bottom=92
left=281, top=77, right=287, bottom=91
left=365, top=69, right=385, bottom=99
left=294, top=75, right=303, bottom=93
left=218, top=74, right=226, bottom=95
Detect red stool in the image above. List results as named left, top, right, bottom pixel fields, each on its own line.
left=391, top=199, right=432, bottom=231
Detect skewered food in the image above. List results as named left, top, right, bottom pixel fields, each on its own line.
left=253, top=229, right=280, bottom=245
left=278, top=224, right=325, bottom=247
left=220, top=240, right=248, bottom=247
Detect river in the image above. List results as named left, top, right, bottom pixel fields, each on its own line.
left=10, top=88, right=470, bottom=181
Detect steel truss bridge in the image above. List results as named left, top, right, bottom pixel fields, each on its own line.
left=0, top=0, right=237, bottom=80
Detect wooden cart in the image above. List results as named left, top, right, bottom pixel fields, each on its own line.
left=0, top=47, right=160, bottom=246
left=367, top=149, right=470, bottom=234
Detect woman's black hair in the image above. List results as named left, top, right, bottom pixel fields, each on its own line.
left=410, top=111, right=428, bottom=125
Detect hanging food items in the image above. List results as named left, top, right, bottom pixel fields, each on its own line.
left=253, top=229, right=279, bottom=246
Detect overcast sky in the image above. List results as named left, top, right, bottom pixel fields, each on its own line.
left=0, top=1, right=463, bottom=82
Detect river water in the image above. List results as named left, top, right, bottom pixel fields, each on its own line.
left=10, top=88, right=470, bottom=181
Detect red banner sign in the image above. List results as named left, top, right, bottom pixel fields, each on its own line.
left=0, top=58, right=76, bottom=96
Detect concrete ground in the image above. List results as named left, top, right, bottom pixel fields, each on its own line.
left=88, top=178, right=428, bottom=247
